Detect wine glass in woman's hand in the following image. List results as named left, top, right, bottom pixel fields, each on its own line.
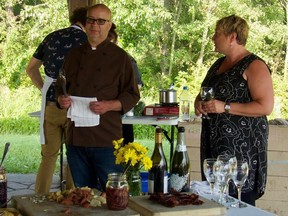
left=200, top=87, right=214, bottom=119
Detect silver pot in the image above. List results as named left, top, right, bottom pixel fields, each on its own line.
left=159, top=89, right=177, bottom=104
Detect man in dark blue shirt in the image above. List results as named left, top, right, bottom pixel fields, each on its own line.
left=26, top=7, right=87, bottom=194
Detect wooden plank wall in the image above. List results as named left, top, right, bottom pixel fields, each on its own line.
left=256, top=125, right=288, bottom=216
left=179, top=121, right=202, bottom=181
left=179, top=122, right=288, bottom=216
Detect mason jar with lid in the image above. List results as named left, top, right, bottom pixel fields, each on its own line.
left=0, top=166, right=7, bottom=207
left=106, top=173, right=129, bottom=210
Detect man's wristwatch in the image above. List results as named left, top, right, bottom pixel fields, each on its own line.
left=224, top=102, right=230, bottom=114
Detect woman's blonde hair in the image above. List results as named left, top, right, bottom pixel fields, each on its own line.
left=216, top=15, right=249, bottom=45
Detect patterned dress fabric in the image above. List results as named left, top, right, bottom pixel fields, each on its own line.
left=200, top=54, right=270, bottom=199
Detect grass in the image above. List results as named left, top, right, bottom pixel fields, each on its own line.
left=0, top=134, right=42, bottom=173
left=0, top=134, right=171, bottom=174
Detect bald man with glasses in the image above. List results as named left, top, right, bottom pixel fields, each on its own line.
left=56, top=4, right=140, bottom=193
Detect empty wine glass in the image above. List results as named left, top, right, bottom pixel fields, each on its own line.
left=213, top=159, right=231, bottom=205
left=230, top=160, right=249, bottom=208
left=217, top=155, right=237, bottom=203
left=203, top=158, right=217, bottom=200
left=200, top=87, right=215, bottom=119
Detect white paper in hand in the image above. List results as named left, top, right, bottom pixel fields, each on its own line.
left=67, top=96, right=100, bottom=127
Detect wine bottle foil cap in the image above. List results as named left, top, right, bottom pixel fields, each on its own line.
left=178, top=126, right=185, bottom=132
left=156, top=127, right=162, bottom=133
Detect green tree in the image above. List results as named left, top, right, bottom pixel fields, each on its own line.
left=0, top=0, right=288, bottom=121
left=0, top=0, right=68, bottom=89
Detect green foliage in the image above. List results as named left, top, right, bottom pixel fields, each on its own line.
left=133, top=124, right=176, bottom=140
left=0, top=0, right=288, bottom=133
left=271, top=73, right=288, bottom=119
left=0, top=85, right=41, bottom=118
left=0, top=134, right=42, bottom=173
left=0, top=117, right=39, bottom=134
left=0, top=0, right=69, bottom=88
left=0, top=84, right=41, bottom=134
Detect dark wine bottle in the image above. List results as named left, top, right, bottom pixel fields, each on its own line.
left=148, top=127, right=168, bottom=194
left=0, top=167, right=7, bottom=207
left=170, top=126, right=190, bottom=192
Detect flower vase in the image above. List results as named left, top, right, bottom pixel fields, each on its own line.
left=127, top=170, right=142, bottom=196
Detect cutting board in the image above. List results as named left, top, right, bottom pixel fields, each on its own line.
left=0, top=208, right=22, bottom=216
left=11, top=194, right=139, bottom=216
left=128, top=195, right=226, bottom=216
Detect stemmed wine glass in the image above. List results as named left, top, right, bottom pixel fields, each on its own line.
left=203, top=158, right=217, bottom=200
left=200, top=87, right=215, bottom=119
left=213, top=159, right=231, bottom=205
left=231, top=160, right=249, bottom=208
left=217, top=155, right=237, bottom=203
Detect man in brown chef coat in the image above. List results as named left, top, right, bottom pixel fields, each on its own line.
left=56, top=3, right=140, bottom=193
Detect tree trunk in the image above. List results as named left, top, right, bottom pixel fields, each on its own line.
left=6, top=3, right=15, bottom=27
left=196, top=0, right=216, bottom=66
left=67, top=0, right=100, bottom=16
left=168, top=0, right=182, bottom=76
left=161, top=0, right=174, bottom=75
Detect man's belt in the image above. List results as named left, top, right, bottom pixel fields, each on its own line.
left=46, top=101, right=57, bottom=106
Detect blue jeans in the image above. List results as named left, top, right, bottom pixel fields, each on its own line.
left=66, top=145, right=123, bottom=192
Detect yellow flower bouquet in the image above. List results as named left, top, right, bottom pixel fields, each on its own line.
left=112, top=138, right=152, bottom=196
left=113, top=138, right=152, bottom=172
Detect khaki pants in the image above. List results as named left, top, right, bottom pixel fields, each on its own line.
left=35, top=105, right=74, bottom=194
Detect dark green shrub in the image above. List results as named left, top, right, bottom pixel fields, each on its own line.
left=0, top=116, right=39, bottom=134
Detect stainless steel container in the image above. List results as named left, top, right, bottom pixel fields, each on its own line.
left=159, top=89, right=177, bottom=104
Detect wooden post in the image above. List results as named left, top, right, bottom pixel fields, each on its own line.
left=67, top=0, right=100, bottom=16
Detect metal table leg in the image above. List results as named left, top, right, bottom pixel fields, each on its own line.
left=60, top=144, right=66, bottom=191
left=161, top=125, right=177, bottom=170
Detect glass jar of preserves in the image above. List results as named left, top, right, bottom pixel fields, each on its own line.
left=106, top=173, right=129, bottom=210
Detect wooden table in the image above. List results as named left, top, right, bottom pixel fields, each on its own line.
left=11, top=194, right=139, bottom=216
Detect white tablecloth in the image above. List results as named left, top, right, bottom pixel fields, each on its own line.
left=190, top=181, right=276, bottom=216
left=30, top=112, right=179, bottom=126
left=122, top=115, right=179, bottom=126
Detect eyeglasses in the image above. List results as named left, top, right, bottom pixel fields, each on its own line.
left=86, top=17, right=110, bottom=25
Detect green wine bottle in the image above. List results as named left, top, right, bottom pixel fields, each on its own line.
left=148, top=127, right=168, bottom=194
left=170, top=126, right=190, bottom=192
